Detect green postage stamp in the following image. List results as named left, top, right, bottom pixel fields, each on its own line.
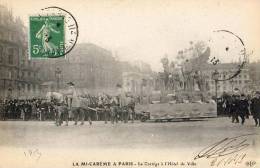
left=29, top=15, right=65, bottom=58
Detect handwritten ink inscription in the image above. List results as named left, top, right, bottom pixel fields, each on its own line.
left=210, top=153, right=246, bottom=167
left=194, top=134, right=257, bottom=167
left=24, top=149, right=42, bottom=162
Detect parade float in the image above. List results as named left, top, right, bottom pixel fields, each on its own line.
left=136, top=41, right=217, bottom=122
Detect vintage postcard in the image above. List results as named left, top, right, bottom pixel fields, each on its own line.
left=0, top=0, right=260, bottom=168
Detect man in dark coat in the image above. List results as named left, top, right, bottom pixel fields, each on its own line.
left=250, top=91, right=260, bottom=127
left=110, top=96, right=119, bottom=124
left=230, top=95, right=239, bottom=123
left=238, top=94, right=249, bottom=125
left=128, top=96, right=136, bottom=123
left=103, top=94, right=111, bottom=124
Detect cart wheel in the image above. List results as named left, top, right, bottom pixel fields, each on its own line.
left=140, top=116, right=147, bottom=122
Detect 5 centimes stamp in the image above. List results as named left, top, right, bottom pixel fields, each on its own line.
left=29, top=6, right=79, bottom=59
left=29, top=15, right=65, bottom=58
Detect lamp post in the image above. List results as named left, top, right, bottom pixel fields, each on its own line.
left=212, top=70, right=220, bottom=115
left=17, top=85, right=21, bottom=98
left=212, top=70, right=220, bottom=101
left=7, top=87, right=12, bottom=99
left=230, top=79, right=234, bottom=93
left=55, top=67, right=62, bottom=91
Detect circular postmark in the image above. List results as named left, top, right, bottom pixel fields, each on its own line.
left=208, top=30, right=247, bottom=81
left=29, top=6, right=78, bottom=59
left=175, top=30, right=248, bottom=79
left=41, top=6, right=79, bottom=57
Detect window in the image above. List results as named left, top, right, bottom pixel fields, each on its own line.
left=8, top=48, right=14, bottom=64
left=0, top=45, right=3, bottom=62
left=239, top=80, right=242, bottom=84
left=244, top=75, right=247, bottom=79
left=17, top=70, right=20, bottom=79
left=9, top=34, right=13, bottom=41
left=22, top=83, right=25, bottom=91
left=28, top=84, right=31, bottom=92
left=8, top=69, right=13, bottom=79
left=33, top=84, right=36, bottom=92
left=21, top=72, right=25, bottom=78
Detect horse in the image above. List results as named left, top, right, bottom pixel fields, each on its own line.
left=46, top=92, right=69, bottom=126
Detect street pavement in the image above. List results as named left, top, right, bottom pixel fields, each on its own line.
left=0, top=117, right=260, bottom=168
left=0, top=117, right=259, bottom=149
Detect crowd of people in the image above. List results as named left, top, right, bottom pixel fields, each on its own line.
left=219, top=91, right=260, bottom=127
left=0, top=82, right=138, bottom=126
left=1, top=81, right=260, bottom=127
left=0, top=93, right=137, bottom=126
left=0, top=98, right=54, bottom=121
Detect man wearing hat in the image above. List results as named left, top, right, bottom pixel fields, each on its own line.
left=230, top=94, right=239, bottom=123
left=127, top=95, right=136, bottom=123
left=120, top=92, right=129, bottom=123
left=116, top=84, right=123, bottom=122
left=238, top=94, right=249, bottom=125
left=66, top=82, right=74, bottom=119
left=110, top=95, right=119, bottom=124
left=250, top=91, right=260, bottom=127
left=64, top=82, right=85, bottom=125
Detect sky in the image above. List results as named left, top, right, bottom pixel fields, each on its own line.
left=2, top=0, right=260, bottom=71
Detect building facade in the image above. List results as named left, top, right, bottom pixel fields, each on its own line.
left=203, top=63, right=251, bottom=96
left=249, top=61, right=260, bottom=91
left=36, top=43, right=126, bottom=95
left=0, top=5, right=41, bottom=99
left=122, top=72, right=154, bottom=96
left=36, top=43, right=154, bottom=96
